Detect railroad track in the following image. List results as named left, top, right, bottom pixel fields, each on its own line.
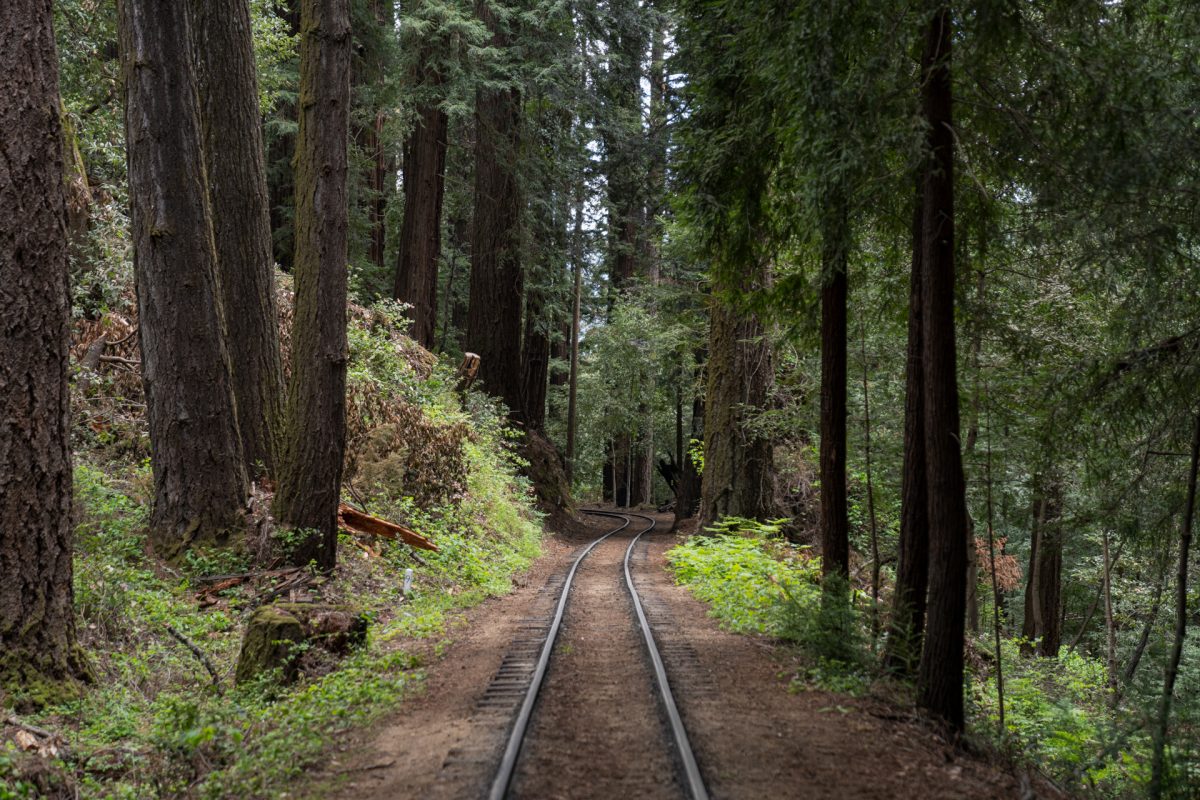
left=486, top=509, right=709, bottom=800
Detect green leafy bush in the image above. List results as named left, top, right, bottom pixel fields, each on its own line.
left=667, top=517, right=870, bottom=687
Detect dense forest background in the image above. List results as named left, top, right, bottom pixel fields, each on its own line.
left=3, top=0, right=1200, bottom=796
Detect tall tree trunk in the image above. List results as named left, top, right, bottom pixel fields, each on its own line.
left=675, top=386, right=704, bottom=525
left=1022, top=475, right=1063, bottom=657
left=119, top=0, right=248, bottom=558
left=466, top=1, right=523, bottom=419
left=394, top=91, right=448, bottom=349
left=861, top=324, right=881, bottom=642
left=273, top=0, right=351, bottom=571
left=1101, top=528, right=1118, bottom=700
left=565, top=191, right=584, bottom=481
left=190, top=0, right=285, bottom=477
left=915, top=4, right=970, bottom=733
left=819, top=195, right=849, bottom=582
left=884, top=184, right=929, bottom=676
left=1149, top=412, right=1200, bottom=800
left=521, top=286, right=551, bottom=432
left=699, top=275, right=779, bottom=528
left=0, top=0, right=91, bottom=704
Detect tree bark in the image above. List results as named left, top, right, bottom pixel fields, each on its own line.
left=1022, top=476, right=1063, bottom=657
left=118, top=0, right=249, bottom=558
left=466, top=0, right=524, bottom=419
left=394, top=88, right=448, bottom=349
left=819, top=195, right=849, bottom=582
left=915, top=4, right=970, bottom=734
left=884, top=184, right=929, bottom=676
left=699, top=274, right=779, bottom=529
left=0, top=0, right=91, bottom=704
left=675, top=357, right=705, bottom=526
left=190, top=0, right=286, bottom=477
left=521, top=285, right=551, bottom=432
left=565, top=190, right=584, bottom=481
left=272, top=0, right=351, bottom=571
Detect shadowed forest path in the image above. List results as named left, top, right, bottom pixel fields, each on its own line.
left=308, top=513, right=1038, bottom=799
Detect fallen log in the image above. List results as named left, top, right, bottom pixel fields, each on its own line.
left=337, top=503, right=439, bottom=552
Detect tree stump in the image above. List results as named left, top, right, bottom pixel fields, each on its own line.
left=235, top=603, right=367, bottom=684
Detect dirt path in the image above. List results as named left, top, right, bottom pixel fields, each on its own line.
left=315, top=512, right=1041, bottom=800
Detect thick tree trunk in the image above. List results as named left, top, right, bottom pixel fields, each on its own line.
left=190, top=0, right=285, bottom=477
left=394, top=97, right=448, bottom=349
left=915, top=5, right=970, bottom=733
left=466, top=1, right=524, bottom=419
left=819, top=197, right=849, bottom=582
left=0, top=0, right=90, bottom=704
left=119, top=0, right=249, bottom=558
left=884, top=186, right=929, bottom=676
left=521, top=286, right=551, bottom=432
left=699, top=276, right=779, bottom=529
left=272, top=0, right=351, bottom=571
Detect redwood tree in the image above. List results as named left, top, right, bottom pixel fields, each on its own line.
left=466, top=0, right=524, bottom=419
left=119, top=0, right=248, bottom=558
left=699, top=276, right=779, bottom=529
left=884, top=187, right=930, bottom=675
left=819, top=194, right=850, bottom=582
left=273, top=0, right=352, bottom=570
left=915, top=3, right=970, bottom=733
left=1021, top=475, right=1064, bottom=657
left=394, top=43, right=449, bottom=350
left=0, top=0, right=90, bottom=703
left=190, top=0, right=285, bottom=476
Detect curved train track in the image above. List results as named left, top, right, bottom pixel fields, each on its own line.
left=486, top=509, right=709, bottom=800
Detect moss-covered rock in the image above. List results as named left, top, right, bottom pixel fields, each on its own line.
left=234, top=603, right=368, bottom=685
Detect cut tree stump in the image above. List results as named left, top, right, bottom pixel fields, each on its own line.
left=235, top=603, right=368, bottom=684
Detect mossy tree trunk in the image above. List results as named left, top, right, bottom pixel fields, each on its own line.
left=0, top=0, right=91, bottom=706
left=699, top=270, right=779, bottom=529
left=118, top=0, right=249, bottom=558
left=273, top=0, right=352, bottom=571
left=190, top=0, right=286, bottom=477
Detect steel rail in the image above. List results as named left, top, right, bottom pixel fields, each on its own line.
left=486, top=512, right=630, bottom=800
left=593, top=509, right=711, bottom=800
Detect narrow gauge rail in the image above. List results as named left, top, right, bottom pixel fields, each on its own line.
left=486, top=510, right=709, bottom=800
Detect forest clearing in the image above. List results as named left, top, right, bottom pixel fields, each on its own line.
left=2, top=0, right=1199, bottom=798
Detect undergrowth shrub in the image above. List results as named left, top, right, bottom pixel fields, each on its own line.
left=36, top=298, right=546, bottom=798
left=667, top=517, right=871, bottom=690
left=971, top=636, right=1145, bottom=796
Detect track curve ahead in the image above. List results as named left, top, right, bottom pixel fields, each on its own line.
left=487, top=509, right=709, bottom=800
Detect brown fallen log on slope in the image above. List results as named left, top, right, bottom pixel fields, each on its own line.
left=337, top=503, right=439, bottom=552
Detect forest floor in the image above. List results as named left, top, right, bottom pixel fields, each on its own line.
left=302, top=512, right=1053, bottom=800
